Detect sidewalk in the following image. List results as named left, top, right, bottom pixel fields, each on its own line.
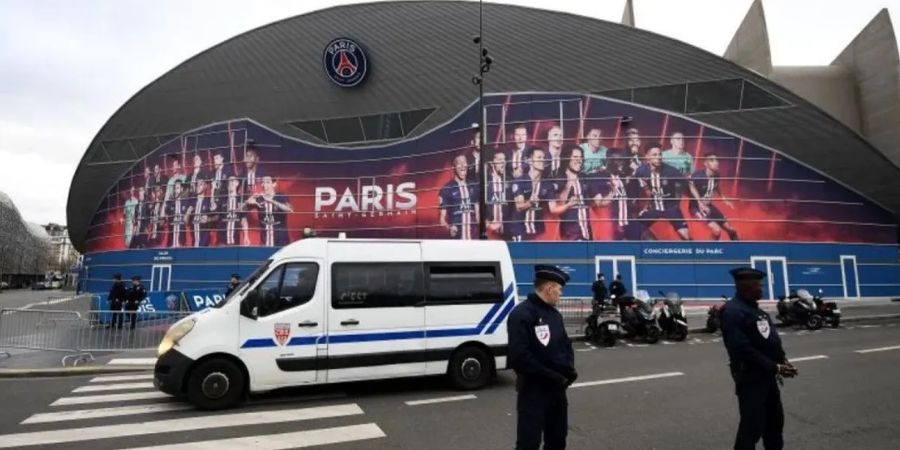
left=0, top=348, right=157, bottom=377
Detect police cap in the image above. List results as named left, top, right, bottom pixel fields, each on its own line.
left=131, top=275, right=141, bottom=281
left=534, top=265, right=570, bottom=287
left=729, top=267, right=766, bottom=282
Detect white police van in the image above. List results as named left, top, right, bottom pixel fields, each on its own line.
left=154, top=238, right=518, bottom=409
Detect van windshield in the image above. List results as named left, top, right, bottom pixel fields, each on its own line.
left=214, top=259, right=273, bottom=308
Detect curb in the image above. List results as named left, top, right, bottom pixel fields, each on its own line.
left=0, top=365, right=154, bottom=379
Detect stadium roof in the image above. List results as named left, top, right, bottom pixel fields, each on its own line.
left=67, top=1, right=900, bottom=252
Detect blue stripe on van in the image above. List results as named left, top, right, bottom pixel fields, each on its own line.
left=475, top=299, right=505, bottom=331
left=485, top=296, right=517, bottom=334
left=287, top=336, right=320, bottom=346
left=240, top=283, right=516, bottom=349
left=241, top=338, right=277, bottom=348
left=326, top=330, right=426, bottom=344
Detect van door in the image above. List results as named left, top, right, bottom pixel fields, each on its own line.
left=238, top=260, right=324, bottom=389
left=327, top=241, right=426, bottom=382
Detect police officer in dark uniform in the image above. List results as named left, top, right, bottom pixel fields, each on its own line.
left=225, top=274, right=241, bottom=297
left=125, top=276, right=147, bottom=330
left=507, top=265, right=577, bottom=450
left=591, top=273, right=608, bottom=306
left=609, top=274, right=626, bottom=300
left=107, top=274, right=127, bottom=329
left=721, top=267, right=798, bottom=450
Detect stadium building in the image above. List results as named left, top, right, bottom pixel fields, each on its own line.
left=68, top=1, right=900, bottom=302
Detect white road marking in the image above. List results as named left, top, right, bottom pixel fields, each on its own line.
left=789, top=355, right=829, bottom=362
left=0, top=403, right=364, bottom=448
left=90, top=373, right=154, bottom=383
left=854, top=345, right=900, bottom=354
left=22, top=403, right=192, bottom=424
left=859, top=325, right=881, bottom=329
left=571, top=372, right=684, bottom=389
left=661, top=341, right=674, bottom=345
left=72, top=382, right=155, bottom=393
left=405, top=394, right=477, bottom=406
left=107, top=358, right=157, bottom=366
left=52, top=391, right=170, bottom=406
left=119, top=423, right=386, bottom=450
left=575, top=348, right=594, bottom=352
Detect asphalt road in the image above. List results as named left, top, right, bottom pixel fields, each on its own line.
left=0, top=318, right=898, bottom=449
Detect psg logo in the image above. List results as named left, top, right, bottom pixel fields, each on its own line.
left=323, top=38, right=368, bottom=87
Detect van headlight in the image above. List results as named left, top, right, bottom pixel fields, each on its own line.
left=157, top=318, right=195, bottom=357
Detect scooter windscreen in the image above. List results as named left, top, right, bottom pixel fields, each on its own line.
left=665, top=292, right=682, bottom=306
left=796, top=289, right=814, bottom=301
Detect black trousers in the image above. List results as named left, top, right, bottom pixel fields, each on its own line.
left=109, top=302, right=123, bottom=328
left=734, top=378, right=784, bottom=450
left=124, top=306, right=138, bottom=329
left=516, top=383, right=568, bottom=450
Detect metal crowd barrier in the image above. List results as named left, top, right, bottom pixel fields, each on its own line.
left=559, top=298, right=592, bottom=336
left=0, top=308, right=191, bottom=366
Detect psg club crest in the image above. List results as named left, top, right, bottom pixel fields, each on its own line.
left=274, top=323, right=292, bottom=346
left=165, top=294, right=178, bottom=311
left=323, top=38, right=368, bottom=87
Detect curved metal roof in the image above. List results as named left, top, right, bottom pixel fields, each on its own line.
left=67, top=1, right=900, bottom=252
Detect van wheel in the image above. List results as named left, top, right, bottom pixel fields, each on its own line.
left=187, top=358, right=245, bottom=410
left=448, top=346, right=492, bottom=390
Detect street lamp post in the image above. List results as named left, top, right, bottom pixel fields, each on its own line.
left=472, top=0, right=494, bottom=240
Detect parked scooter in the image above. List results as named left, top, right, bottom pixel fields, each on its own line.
left=584, top=296, right=623, bottom=347
left=656, top=291, right=689, bottom=341
left=706, top=295, right=728, bottom=333
left=805, top=289, right=841, bottom=328
left=618, top=290, right=662, bottom=344
left=777, top=290, right=824, bottom=330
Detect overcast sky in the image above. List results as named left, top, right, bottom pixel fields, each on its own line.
left=1, top=0, right=898, bottom=226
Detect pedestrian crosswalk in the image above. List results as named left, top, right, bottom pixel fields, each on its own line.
left=2, top=372, right=387, bottom=449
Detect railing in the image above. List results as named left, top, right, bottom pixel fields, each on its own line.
left=0, top=308, right=192, bottom=366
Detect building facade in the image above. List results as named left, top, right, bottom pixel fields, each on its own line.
left=68, top=1, right=900, bottom=300
left=1, top=191, right=52, bottom=287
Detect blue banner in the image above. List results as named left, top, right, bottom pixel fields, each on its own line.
left=93, top=290, right=186, bottom=323
left=183, top=288, right=229, bottom=312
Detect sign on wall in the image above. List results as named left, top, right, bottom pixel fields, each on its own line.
left=86, top=93, right=898, bottom=252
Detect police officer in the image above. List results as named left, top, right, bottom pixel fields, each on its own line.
left=591, top=273, right=608, bottom=306
left=507, top=265, right=577, bottom=450
left=609, top=274, right=626, bottom=300
left=721, top=267, right=797, bottom=450
left=225, top=273, right=241, bottom=297
left=125, top=276, right=147, bottom=330
left=107, top=274, right=127, bottom=329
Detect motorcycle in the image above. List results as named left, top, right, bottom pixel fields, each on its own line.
left=584, top=295, right=623, bottom=347
left=618, top=290, right=662, bottom=344
left=706, top=295, right=728, bottom=333
left=656, top=291, right=689, bottom=341
left=777, top=290, right=824, bottom=330
left=806, top=289, right=841, bottom=328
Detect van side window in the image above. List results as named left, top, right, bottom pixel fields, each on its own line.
left=255, top=263, right=319, bottom=317
left=426, top=263, right=503, bottom=304
left=332, top=263, right=424, bottom=309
